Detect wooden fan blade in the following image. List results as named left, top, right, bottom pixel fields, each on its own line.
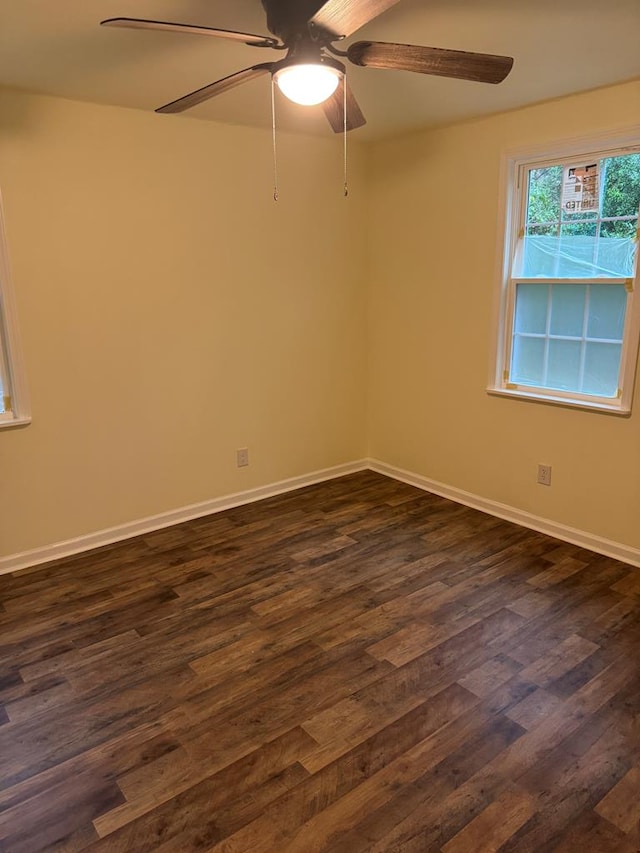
left=156, top=64, right=274, bottom=114
left=322, top=79, right=367, bottom=132
left=310, top=0, right=400, bottom=38
left=348, top=41, right=514, bottom=84
left=100, top=18, right=279, bottom=48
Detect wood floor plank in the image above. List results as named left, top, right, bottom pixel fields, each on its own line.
left=0, top=470, right=639, bottom=851
left=208, top=705, right=523, bottom=852
left=528, top=555, right=590, bottom=588
left=441, top=785, right=536, bottom=852
left=0, top=770, right=119, bottom=852
left=300, top=680, right=476, bottom=774
left=551, top=809, right=638, bottom=853
left=499, top=721, right=631, bottom=850
left=595, top=765, right=640, bottom=833
left=92, top=727, right=316, bottom=843
left=518, top=632, right=600, bottom=688
left=505, top=685, right=566, bottom=730
left=457, top=654, right=522, bottom=698
left=323, top=713, right=526, bottom=853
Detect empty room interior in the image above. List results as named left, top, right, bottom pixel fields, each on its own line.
left=1, top=0, right=640, bottom=850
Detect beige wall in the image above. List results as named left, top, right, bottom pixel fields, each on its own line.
left=367, top=80, right=640, bottom=551
left=2, top=80, right=639, bottom=562
left=0, top=89, right=367, bottom=556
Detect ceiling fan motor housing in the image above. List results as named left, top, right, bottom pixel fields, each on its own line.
left=261, top=0, right=330, bottom=42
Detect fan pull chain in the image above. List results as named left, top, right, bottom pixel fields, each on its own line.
left=343, top=71, right=348, bottom=198
left=271, top=76, right=279, bottom=202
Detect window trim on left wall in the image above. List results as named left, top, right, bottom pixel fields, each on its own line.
left=0, top=190, right=30, bottom=429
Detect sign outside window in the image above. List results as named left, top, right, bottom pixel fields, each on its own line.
left=561, top=162, right=599, bottom=213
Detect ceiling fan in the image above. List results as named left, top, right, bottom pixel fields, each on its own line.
left=101, top=0, right=514, bottom=132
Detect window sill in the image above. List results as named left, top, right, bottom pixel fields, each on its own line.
left=0, top=414, right=32, bottom=429
left=487, top=385, right=631, bottom=416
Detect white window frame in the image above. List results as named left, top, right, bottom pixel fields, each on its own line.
left=0, top=190, right=30, bottom=428
left=489, top=127, right=640, bottom=415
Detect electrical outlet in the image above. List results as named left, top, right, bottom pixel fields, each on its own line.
left=537, top=464, right=552, bottom=486
left=236, top=447, right=249, bottom=468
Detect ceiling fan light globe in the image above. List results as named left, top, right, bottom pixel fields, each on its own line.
left=274, top=64, right=341, bottom=106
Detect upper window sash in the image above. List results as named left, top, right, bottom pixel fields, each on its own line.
left=514, top=155, right=638, bottom=282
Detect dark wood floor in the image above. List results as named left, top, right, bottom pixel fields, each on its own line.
left=1, top=471, right=640, bottom=852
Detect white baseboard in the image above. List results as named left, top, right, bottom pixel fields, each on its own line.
left=0, top=460, right=368, bottom=575
left=368, top=458, right=640, bottom=569
left=4, top=457, right=639, bottom=575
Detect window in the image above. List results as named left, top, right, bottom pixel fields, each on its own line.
left=0, top=190, right=30, bottom=428
left=491, top=131, right=640, bottom=414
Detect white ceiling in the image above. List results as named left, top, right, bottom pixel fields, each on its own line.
left=1, top=0, right=639, bottom=141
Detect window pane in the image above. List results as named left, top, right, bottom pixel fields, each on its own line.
left=547, top=339, right=581, bottom=391
left=549, top=285, right=585, bottom=337
left=521, top=233, right=635, bottom=279
left=601, top=219, right=638, bottom=240
left=527, top=166, right=562, bottom=225
left=587, top=285, right=626, bottom=340
left=514, top=284, right=548, bottom=334
left=520, top=236, right=559, bottom=277
left=560, top=222, right=597, bottom=238
left=583, top=342, right=622, bottom=396
left=512, top=336, right=545, bottom=386
left=601, top=153, right=640, bottom=219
